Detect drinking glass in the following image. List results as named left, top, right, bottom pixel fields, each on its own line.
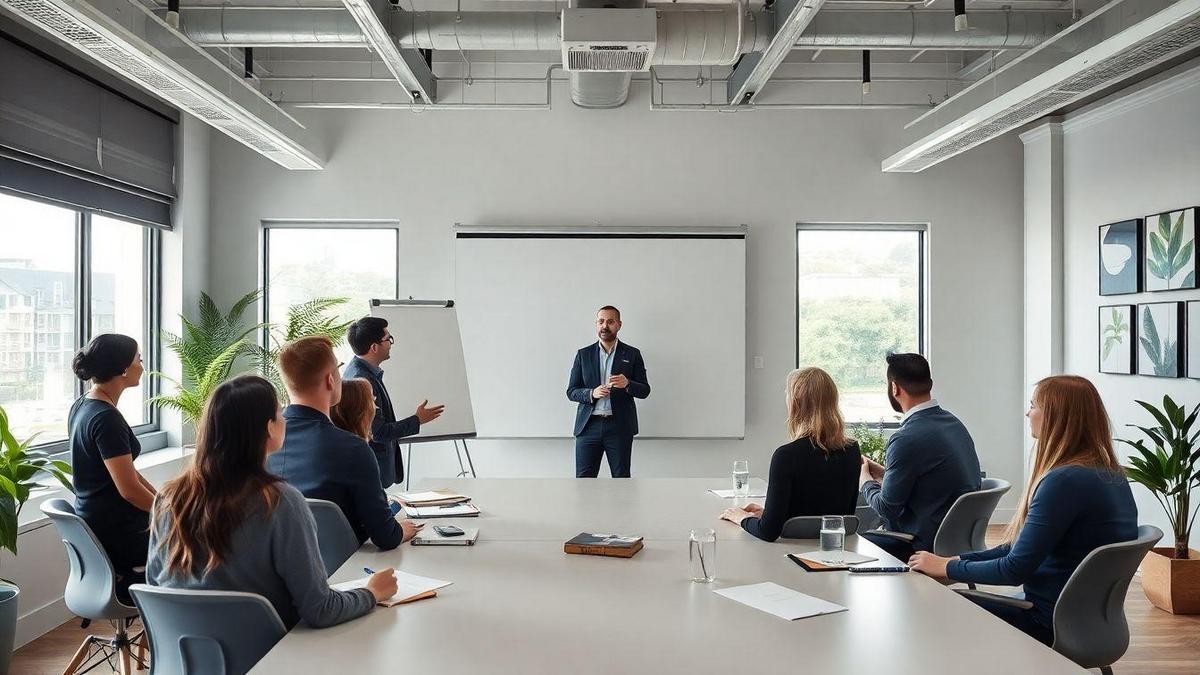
left=819, top=516, right=846, bottom=564
left=689, top=528, right=716, bottom=582
left=732, top=460, right=750, bottom=498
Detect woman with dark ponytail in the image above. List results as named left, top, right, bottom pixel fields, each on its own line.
left=147, top=375, right=396, bottom=628
left=69, top=333, right=156, bottom=599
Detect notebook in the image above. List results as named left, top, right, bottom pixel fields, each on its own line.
left=403, top=503, right=481, bottom=519
left=714, top=582, right=847, bottom=621
left=563, top=533, right=644, bottom=558
left=412, top=528, right=479, bottom=546
left=791, top=550, right=878, bottom=568
left=331, top=570, right=452, bottom=607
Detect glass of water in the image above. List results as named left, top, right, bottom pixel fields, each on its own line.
left=732, top=460, right=750, bottom=498
left=689, top=528, right=716, bottom=583
left=819, top=516, right=846, bottom=564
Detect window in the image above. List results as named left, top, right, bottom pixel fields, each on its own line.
left=91, top=215, right=151, bottom=426
left=0, top=191, right=159, bottom=447
left=263, top=225, right=399, bottom=363
left=797, top=225, right=925, bottom=425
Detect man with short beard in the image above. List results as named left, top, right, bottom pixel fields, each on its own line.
left=566, top=306, right=650, bottom=478
left=858, top=353, right=980, bottom=560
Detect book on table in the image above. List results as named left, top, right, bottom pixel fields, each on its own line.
left=564, top=533, right=644, bottom=558
left=392, top=489, right=472, bottom=507
left=331, top=570, right=453, bottom=607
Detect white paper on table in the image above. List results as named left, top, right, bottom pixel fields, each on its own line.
left=793, top=550, right=878, bottom=565
left=403, top=503, right=481, bottom=518
left=332, top=570, right=453, bottom=605
left=714, top=582, right=847, bottom=621
left=394, top=490, right=465, bottom=503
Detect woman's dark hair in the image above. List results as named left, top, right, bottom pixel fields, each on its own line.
left=154, top=374, right=283, bottom=577
left=72, top=333, right=138, bottom=383
left=347, top=316, right=389, bottom=356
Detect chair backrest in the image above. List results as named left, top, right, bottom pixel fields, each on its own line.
left=39, top=498, right=138, bottom=620
left=1051, top=525, right=1163, bottom=670
left=932, top=478, right=1011, bottom=557
left=130, top=584, right=288, bottom=675
left=306, top=498, right=359, bottom=576
left=780, top=515, right=860, bottom=540
left=854, top=505, right=882, bottom=533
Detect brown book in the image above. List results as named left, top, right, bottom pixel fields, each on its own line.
left=564, top=533, right=644, bottom=558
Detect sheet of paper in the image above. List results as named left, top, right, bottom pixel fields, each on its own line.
left=714, top=582, right=847, bottom=621
left=332, top=570, right=453, bottom=605
left=395, top=490, right=464, bottom=503
left=707, top=479, right=767, bottom=499
left=405, top=503, right=480, bottom=518
left=793, top=550, right=878, bottom=566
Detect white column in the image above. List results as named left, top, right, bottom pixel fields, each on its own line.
left=1020, top=119, right=1064, bottom=479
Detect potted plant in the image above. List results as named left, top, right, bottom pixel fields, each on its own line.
left=1119, top=395, right=1200, bottom=614
left=247, top=296, right=352, bottom=398
left=850, top=419, right=888, bottom=465
left=0, top=404, right=74, bottom=674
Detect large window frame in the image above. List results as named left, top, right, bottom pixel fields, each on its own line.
left=795, top=222, right=929, bottom=427
left=0, top=188, right=162, bottom=456
left=260, top=221, right=401, bottom=348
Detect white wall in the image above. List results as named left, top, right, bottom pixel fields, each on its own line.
left=1059, top=63, right=1200, bottom=549
left=207, top=83, right=1026, bottom=512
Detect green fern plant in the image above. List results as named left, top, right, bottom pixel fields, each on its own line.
left=1102, top=308, right=1129, bottom=362
left=149, top=291, right=263, bottom=425
left=249, top=297, right=353, bottom=397
left=1147, top=211, right=1196, bottom=288
left=0, top=404, right=73, bottom=554
left=1119, top=396, right=1200, bottom=559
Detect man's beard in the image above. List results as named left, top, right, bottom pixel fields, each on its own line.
left=887, top=386, right=902, bottom=413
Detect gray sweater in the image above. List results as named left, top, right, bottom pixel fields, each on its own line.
left=147, top=482, right=376, bottom=628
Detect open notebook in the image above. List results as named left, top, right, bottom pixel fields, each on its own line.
left=331, top=570, right=453, bottom=607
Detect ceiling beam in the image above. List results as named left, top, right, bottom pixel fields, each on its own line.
left=727, top=0, right=827, bottom=105
left=341, top=0, right=435, bottom=103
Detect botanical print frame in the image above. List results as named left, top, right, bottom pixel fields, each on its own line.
left=1144, top=207, right=1198, bottom=292
left=1099, top=219, right=1142, bottom=295
left=1099, top=305, right=1135, bottom=374
left=1188, top=301, right=1200, bottom=380
left=1137, top=302, right=1184, bottom=378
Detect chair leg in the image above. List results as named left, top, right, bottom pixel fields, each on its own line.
left=61, top=636, right=96, bottom=675
left=134, top=631, right=148, bottom=671
left=1099, top=667, right=1113, bottom=675
left=968, top=582, right=977, bottom=590
left=118, top=642, right=134, bottom=675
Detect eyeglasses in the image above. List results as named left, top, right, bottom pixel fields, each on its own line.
left=380, top=336, right=395, bottom=345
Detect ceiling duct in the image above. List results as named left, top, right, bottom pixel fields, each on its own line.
left=883, top=0, right=1200, bottom=173
left=0, top=0, right=322, bottom=169
left=561, top=9, right=657, bottom=72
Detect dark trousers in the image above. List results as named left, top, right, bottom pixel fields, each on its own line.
left=861, top=531, right=917, bottom=561
left=964, top=594, right=1054, bottom=646
left=574, top=416, right=633, bottom=478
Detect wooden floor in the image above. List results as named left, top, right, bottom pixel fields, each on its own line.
left=12, top=530, right=1200, bottom=674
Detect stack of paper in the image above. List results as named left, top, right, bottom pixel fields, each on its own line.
left=393, top=490, right=470, bottom=507
left=714, top=582, right=847, bottom=621
left=403, top=502, right=481, bottom=519
left=332, top=570, right=453, bottom=607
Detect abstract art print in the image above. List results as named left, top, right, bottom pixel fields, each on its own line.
left=1145, top=207, right=1198, bottom=291
left=1189, top=301, right=1200, bottom=379
left=1098, top=305, right=1135, bottom=374
left=1137, top=302, right=1184, bottom=378
left=1099, top=219, right=1141, bottom=295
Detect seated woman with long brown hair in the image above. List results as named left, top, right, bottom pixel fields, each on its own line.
left=331, top=378, right=377, bottom=442
left=719, top=367, right=861, bottom=542
left=909, top=375, right=1138, bottom=645
left=146, top=374, right=398, bottom=628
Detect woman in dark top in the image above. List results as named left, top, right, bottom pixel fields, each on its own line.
left=909, top=375, right=1137, bottom=645
left=69, top=334, right=157, bottom=595
left=719, top=367, right=861, bottom=542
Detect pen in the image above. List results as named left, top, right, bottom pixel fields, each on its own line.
left=363, top=567, right=376, bottom=575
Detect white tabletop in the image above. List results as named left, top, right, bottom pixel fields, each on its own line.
left=251, top=478, right=1084, bottom=675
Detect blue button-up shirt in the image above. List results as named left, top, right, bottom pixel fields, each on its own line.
left=594, top=341, right=617, bottom=416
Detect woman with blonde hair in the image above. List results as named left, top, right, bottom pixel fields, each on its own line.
left=909, top=375, right=1137, bottom=645
left=720, top=368, right=861, bottom=542
left=331, top=378, right=376, bottom=442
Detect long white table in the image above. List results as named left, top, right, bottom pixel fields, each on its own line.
left=251, top=478, right=1084, bottom=674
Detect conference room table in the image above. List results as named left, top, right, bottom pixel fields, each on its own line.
left=251, top=478, right=1085, bottom=674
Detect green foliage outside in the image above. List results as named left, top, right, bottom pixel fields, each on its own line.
left=799, top=296, right=917, bottom=391
left=849, top=421, right=887, bottom=464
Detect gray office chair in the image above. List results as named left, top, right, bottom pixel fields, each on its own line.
left=957, top=525, right=1162, bottom=675
left=130, top=585, right=288, bottom=675
left=40, top=498, right=147, bottom=675
left=306, top=498, right=359, bottom=576
left=780, top=515, right=860, bottom=539
left=855, top=504, right=882, bottom=532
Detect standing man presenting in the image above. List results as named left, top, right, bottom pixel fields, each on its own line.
left=344, top=316, right=445, bottom=488
left=567, top=306, right=650, bottom=478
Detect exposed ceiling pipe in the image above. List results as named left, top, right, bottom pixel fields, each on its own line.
left=173, top=8, right=1069, bottom=53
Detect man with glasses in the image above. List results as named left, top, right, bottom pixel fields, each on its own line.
left=345, top=316, right=445, bottom=488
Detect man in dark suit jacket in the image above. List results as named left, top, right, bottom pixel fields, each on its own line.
left=566, top=306, right=650, bottom=478
left=344, top=317, right=445, bottom=488
left=859, top=353, right=981, bottom=560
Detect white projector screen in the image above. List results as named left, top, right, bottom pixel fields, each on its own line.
left=454, top=227, right=746, bottom=438
left=369, top=301, right=476, bottom=441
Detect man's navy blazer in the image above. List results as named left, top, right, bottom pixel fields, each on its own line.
left=566, top=341, right=650, bottom=437
left=343, top=356, right=420, bottom=487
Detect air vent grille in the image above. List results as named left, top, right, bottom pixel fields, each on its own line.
left=566, top=48, right=648, bottom=72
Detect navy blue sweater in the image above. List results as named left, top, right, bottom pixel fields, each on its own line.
left=267, top=405, right=402, bottom=550
left=947, top=465, right=1137, bottom=628
left=861, top=405, right=980, bottom=550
